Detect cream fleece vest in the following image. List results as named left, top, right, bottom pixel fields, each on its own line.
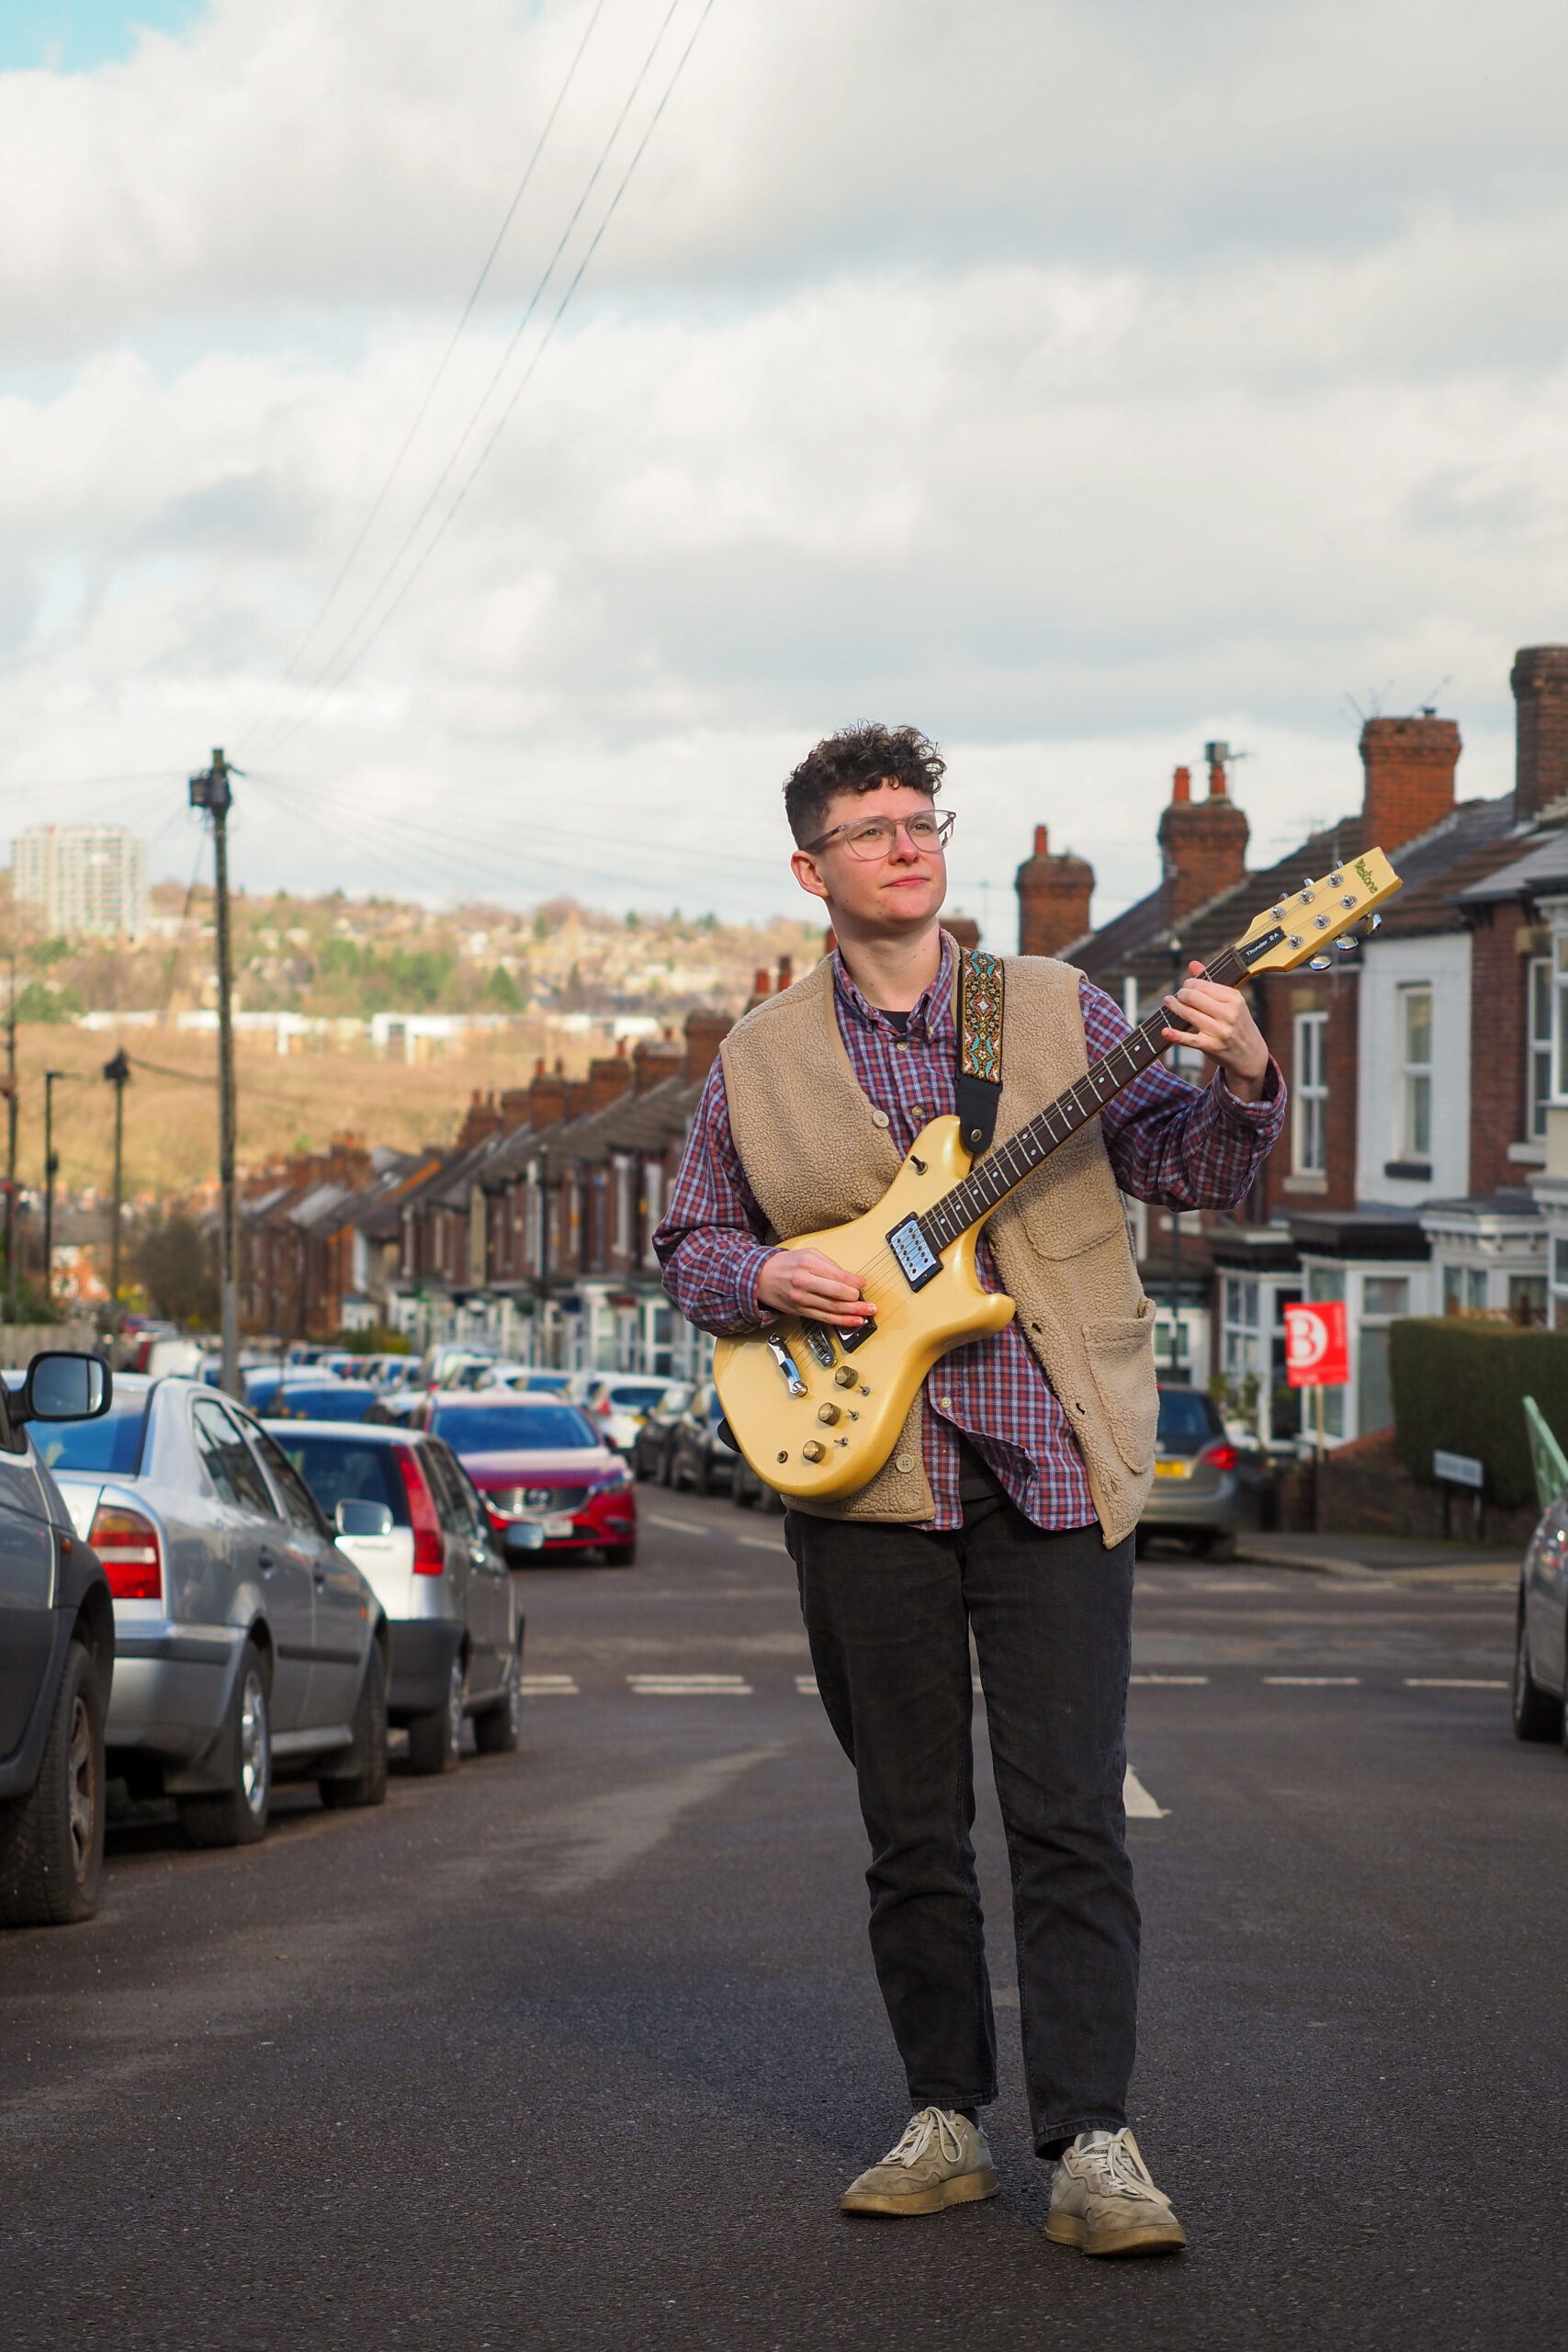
left=717, top=951, right=1157, bottom=1547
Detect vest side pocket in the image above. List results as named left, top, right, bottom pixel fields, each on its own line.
left=1081, top=1302, right=1159, bottom=1474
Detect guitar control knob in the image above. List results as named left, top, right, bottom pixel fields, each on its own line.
left=834, top=1365, right=857, bottom=1387
left=801, top=1440, right=826, bottom=1463
left=817, top=1402, right=840, bottom=1425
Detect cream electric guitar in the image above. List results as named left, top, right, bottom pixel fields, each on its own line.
left=713, top=850, right=1404, bottom=1502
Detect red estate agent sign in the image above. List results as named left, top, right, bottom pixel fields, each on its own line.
left=1284, top=1302, right=1349, bottom=1387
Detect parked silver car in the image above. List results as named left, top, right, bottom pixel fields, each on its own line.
left=266, top=1422, right=530, bottom=1772
left=1135, top=1385, right=1242, bottom=1559
left=39, top=1375, right=389, bottom=1848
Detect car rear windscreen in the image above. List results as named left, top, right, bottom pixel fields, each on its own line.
left=275, top=1436, right=411, bottom=1525
left=605, top=1384, right=666, bottom=1406
left=428, top=1404, right=597, bottom=1453
left=265, top=1385, right=378, bottom=1422
left=34, top=1390, right=150, bottom=1476
left=1156, top=1389, right=1218, bottom=1455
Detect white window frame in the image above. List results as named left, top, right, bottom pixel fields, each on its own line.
left=1529, top=955, right=1553, bottom=1138
left=1292, top=1012, right=1328, bottom=1176
left=1398, top=985, right=1433, bottom=1161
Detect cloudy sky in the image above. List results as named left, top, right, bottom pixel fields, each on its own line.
left=4, top=0, right=1567, bottom=933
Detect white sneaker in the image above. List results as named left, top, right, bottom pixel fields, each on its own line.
left=840, top=2107, right=999, bottom=2217
left=1044, top=2128, right=1187, bottom=2256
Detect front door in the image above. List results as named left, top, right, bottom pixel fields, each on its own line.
left=0, top=1443, right=55, bottom=1758
left=191, top=1398, right=314, bottom=1735
left=245, top=1419, right=367, bottom=1729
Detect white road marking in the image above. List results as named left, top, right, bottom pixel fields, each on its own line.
left=1123, top=1765, right=1168, bottom=1818
left=1131, top=1673, right=1210, bottom=1685
left=795, top=1675, right=819, bottom=1695
left=739, top=1535, right=789, bottom=1553
left=627, top=1674, right=753, bottom=1696
left=522, top=1675, right=579, bottom=1696
left=646, top=1513, right=709, bottom=1534
left=519, top=1747, right=784, bottom=1898
left=1404, top=1678, right=1508, bottom=1689
left=1263, top=1676, right=1361, bottom=1686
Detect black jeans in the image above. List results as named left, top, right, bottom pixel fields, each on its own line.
left=786, top=1487, right=1139, bottom=2155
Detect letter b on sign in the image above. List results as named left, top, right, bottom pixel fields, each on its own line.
left=1284, top=1302, right=1348, bottom=1387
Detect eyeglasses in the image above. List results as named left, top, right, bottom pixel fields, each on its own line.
left=805, top=808, right=955, bottom=861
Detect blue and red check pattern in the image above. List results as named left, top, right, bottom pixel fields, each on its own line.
left=655, top=934, right=1286, bottom=1532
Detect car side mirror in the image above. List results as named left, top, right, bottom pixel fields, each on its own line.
left=18, top=1351, right=111, bottom=1425
left=336, top=1498, right=394, bottom=1537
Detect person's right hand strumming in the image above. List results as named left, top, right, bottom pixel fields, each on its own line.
left=756, top=1247, right=874, bottom=1325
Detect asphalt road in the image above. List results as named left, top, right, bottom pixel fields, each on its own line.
left=3, top=1490, right=1563, bottom=2352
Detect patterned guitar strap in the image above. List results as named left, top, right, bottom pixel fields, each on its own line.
left=956, top=946, right=1005, bottom=1156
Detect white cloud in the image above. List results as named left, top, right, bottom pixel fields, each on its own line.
left=1, top=0, right=1563, bottom=936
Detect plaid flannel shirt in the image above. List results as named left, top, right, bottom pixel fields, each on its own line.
left=655, top=934, right=1286, bottom=1532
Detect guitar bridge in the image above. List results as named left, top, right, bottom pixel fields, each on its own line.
left=887, top=1215, right=941, bottom=1291
left=800, top=1322, right=837, bottom=1369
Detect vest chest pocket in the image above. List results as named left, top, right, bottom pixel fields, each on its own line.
left=1082, top=1304, right=1159, bottom=1474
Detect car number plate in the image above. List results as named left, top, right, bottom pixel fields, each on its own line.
left=1153, top=1459, right=1193, bottom=1479
left=544, top=1513, right=577, bottom=1537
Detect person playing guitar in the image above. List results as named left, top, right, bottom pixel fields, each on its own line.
left=655, top=724, right=1285, bottom=2256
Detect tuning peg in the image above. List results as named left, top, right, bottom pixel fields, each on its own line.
left=1336, top=935, right=1357, bottom=955
left=1367, top=911, right=1382, bottom=932
left=1307, top=954, right=1333, bottom=971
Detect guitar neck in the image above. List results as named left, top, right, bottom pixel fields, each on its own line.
left=919, top=944, right=1248, bottom=1252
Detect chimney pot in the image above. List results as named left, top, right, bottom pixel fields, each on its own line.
left=1033, top=824, right=1049, bottom=855
left=776, top=955, right=793, bottom=991
left=1171, top=766, right=1191, bottom=804
left=752, top=967, right=769, bottom=996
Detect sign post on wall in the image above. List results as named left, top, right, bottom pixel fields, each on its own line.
left=1284, top=1301, right=1350, bottom=1463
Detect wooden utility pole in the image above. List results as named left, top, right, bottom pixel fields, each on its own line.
left=3, top=930, right=16, bottom=1320
left=103, top=1049, right=130, bottom=1317
left=188, top=749, right=239, bottom=1395
left=42, top=1067, right=73, bottom=1306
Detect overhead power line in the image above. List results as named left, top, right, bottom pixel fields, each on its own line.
left=249, top=0, right=717, bottom=764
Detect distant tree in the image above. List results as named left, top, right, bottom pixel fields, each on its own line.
left=135, top=1213, right=220, bottom=1329
left=626, top=910, right=640, bottom=931
left=532, top=911, right=549, bottom=944
left=30, top=935, right=72, bottom=968
left=14, top=980, right=83, bottom=1022
left=484, top=964, right=524, bottom=1012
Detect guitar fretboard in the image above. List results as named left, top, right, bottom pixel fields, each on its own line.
left=918, top=944, right=1249, bottom=1253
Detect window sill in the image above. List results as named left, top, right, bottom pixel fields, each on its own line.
left=1382, top=1160, right=1432, bottom=1182
left=1280, top=1173, right=1328, bottom=1195
left=1507, top=1141, right=1548, bottom=1166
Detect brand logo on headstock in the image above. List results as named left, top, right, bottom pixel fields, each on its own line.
left=1354, top=857, right=1375, bottom=892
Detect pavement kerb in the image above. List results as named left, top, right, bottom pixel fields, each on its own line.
left=1233, top=1543, right=1383, bottom=1581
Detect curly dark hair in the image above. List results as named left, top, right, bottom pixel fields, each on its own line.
left=783, top=723, right=947, bottom=848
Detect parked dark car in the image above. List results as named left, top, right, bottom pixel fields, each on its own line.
left=242, top=1370, right=381, bottom=1423
left=731, top=1446, right=785, bottom=1515
left=0, top=1352, right=116, bottom=1927
left=669, top=1383, right=739, bottom=1497
left=423, top=1394, right=637, bottom=1566
left=1135, top=1385, right=1241, bottom=1557
left=632, top=1384, right=694, bottom=1486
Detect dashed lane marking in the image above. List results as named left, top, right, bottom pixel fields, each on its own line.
left=1123, top=1766, right=1168, bottom=1819
left=739, top=1535, right=790, bottom=1553
left=1404, top=1678, right=1508, bottom=1689
left=646, top=1513, right=709, bottom=1534
left=522, top=1676, right=579, bottom=1696
left=1263, top=1676, right=1361, bottom=1686
left=627, top=1673, right=754, bottom=1696
left=1131, top=1674, right=1210, bottom=1685
left=795, top=1675, right=818, bottom=1696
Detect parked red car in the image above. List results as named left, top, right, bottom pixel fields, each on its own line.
left=422, top=1394, right=638, bottom=1566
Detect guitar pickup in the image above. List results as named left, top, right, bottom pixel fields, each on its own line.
left=767, top=1335, right=808, bottom=1396
left=835, top=1316, right=876, bottom=1353
left=887, top=1215, right=941, bottom=1291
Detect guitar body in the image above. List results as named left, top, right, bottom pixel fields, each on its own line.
left=712, top=1116, right=1015, bottom=1503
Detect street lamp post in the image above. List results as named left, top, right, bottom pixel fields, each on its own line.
left=42, top=1068, right=76, bottom=1311
left=102, top=1049, right=130, bottom=1317
left=1168, top=933, right=1184, bottom=1385
left=188, top=750, right=239, bottom=1395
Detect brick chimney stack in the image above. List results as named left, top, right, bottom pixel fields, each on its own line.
left=585, top=1055, right=635, bottom=1114
left=632, top=1036, right=682, bottom=1094
left=1156, top=758, right=1249, bottom=924
left=1511, top=647, right=1568, bottom=820
left=1359, top=715, right=1461, bottom=852
left=942, top=914, right=981, bottom=951
left=683, top=1009, right=731, bottom=1084
left=1015, top=824, right=1094, bottom=957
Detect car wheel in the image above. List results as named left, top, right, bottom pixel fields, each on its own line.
left=179, top=1643, right=271, bottom=1850
left=603, top=1542, right=637, bottom=1567
left=1196, top=1532, right=1237, bottom=1561
left=0, top=1639, right=106, bottom=1927
left=473, top=1643, right=522, bottom=1755
left=1513, top=1603, right=1562, bottom=1743
left=692, top=1453, right=712, bottom=1497
left=658, top=1445, right=676, bottom=1489
left=405, top=1649, right=464, bottom=1776
left=319, top=1643, right=389, bottom=1808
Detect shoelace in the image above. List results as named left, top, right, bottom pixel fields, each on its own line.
left=884, top=2107, right=966, bottom=2169
left=1074, top=2129, right=1165, bottom=2205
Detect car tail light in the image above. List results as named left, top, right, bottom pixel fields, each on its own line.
left=89, top=1503, right=163, bottom=1601
left=1200, top=1441, right=1237, bottom=1472
left=396, top=1448, right=446, bottom=1574
left=594, top=1396, right=612, bottom=1416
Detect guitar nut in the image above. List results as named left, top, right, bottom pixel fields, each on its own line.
left=801, top=1440, right=826, bottom=1463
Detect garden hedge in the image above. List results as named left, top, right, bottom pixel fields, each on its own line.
left=1388, top=1319, right=1568, bottom=1509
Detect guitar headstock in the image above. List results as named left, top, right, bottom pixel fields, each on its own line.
left=1234, top=847, right=1403, bottom=976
